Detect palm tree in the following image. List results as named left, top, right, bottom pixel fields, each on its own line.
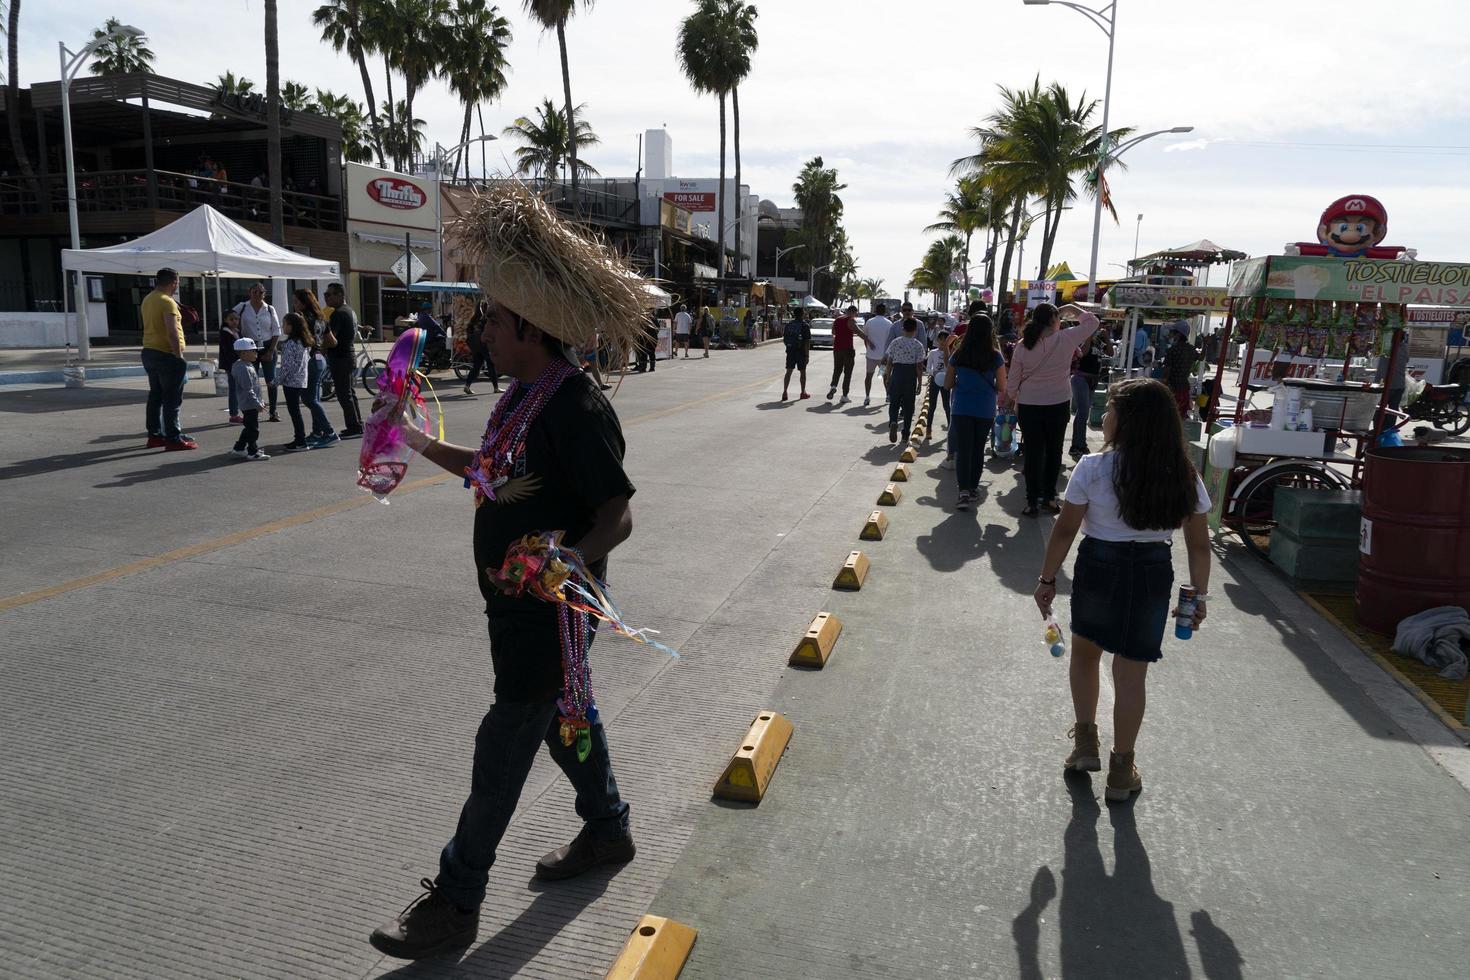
left=265, top=0, right=284, bottom=241
left=501, top=98, right=600, bottom=180
left=282, top=81, right=314, bottom=112
left=87, top=18, right=156, bottom=75
left=857, top=277, right=885, bottom=301
left=314, top=89, right=376, bottom=163
left=379, top=100, right=427, bottom=165
left=924, top=174, right=989, bottom=294
left=909, top=236, right=965, bottom=311
left=6, top=1, right=45, bottom=213
left=392, top=0, right=451, bottom=171
left=523, top=0, right=594, bottom=211
left=709, top=1, right=758, bottom=283
left=214, top=71, right=256, bottom=97
left=312, top=0, right=387, bottom=167
left=678, top=1, right=744, bottom=299
left=445, top=0, right=512, bottom=181
left=791, top=156, right=847, bottom=302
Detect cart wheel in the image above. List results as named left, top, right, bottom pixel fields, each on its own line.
left=1231, top=462, right=1353, bottom=559
left=1447, top=403, right=1470, bottom=437
left=452, top=356, right=472, bottom=382
left=320, top=374, right=336, bottom=402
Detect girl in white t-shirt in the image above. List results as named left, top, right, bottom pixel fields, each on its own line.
left=1033, top=378, right=1213, bottom=802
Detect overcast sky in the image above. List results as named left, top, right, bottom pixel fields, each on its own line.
left=17, top=0, right=1470, bottom=291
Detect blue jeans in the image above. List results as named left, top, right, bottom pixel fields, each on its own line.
left=1070, top=373, right=1096, bottom=452
left=436, top=681, right=629, bottom=908
left=140, top=348, right=187, bottom=440
left=305, top=357, right=335, bottom=437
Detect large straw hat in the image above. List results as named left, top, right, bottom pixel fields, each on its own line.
left=454, top=181, right=646, bottom=356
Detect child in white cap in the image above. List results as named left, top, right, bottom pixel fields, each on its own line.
left=229, top=338, right=269, bottom=460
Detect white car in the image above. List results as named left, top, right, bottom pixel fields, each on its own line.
left=808, top=317, right=835, bottom=349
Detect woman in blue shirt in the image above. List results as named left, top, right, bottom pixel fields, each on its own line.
left=944, top=314, right=1008, bottom=511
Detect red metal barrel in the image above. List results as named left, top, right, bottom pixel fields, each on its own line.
left=1356, top=446, right=1470, bottom=634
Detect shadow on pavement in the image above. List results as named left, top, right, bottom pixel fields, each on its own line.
left=755, top=400, right=794, bottom=410
left=1, top=444, right=161, bottom=481
left=377, top=874, right=612, bottom=979
left=92, top=453, right=237, bottom=488
left=1012, top=773, right=1240, bottom=978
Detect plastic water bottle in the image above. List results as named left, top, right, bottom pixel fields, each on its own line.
left=1044, top=617, right=1065, bottom=658
left=1174, top=586, right=1198, bottom=640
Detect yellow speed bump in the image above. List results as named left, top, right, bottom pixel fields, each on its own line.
left=860, top=510, right=889, bottom=540
left=605, top=914, right=697, bottom=979
left=890, top=463, right=910, bottom=482
left=878, top=483, right=902, bottom=505
left=908, top=434, right=922, bottom=447
left=713, top=711, right=793, bottom=803
left=832, top=550, right=870, bottom=590
left=912, top=426, right=926, bottom=440
left=899, top=446, right=918, bottom=463
left=790, top=611, right=842, bottom=668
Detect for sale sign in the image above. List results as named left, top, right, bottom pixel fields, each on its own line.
left=664, top=191, right=716, bottom=212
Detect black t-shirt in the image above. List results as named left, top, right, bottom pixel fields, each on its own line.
left=783, top=321, right=811, bottom=350
left=327, top=304, right=358, bottom=358
left=470, top=371, right=636, bottom=700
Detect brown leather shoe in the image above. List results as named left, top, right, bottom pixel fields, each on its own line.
left=369, top=878, right=478, bottom=960
left=1064, top=722, right=1102, bottom=772
left=534, top=826, right=636, bottom=881
left=1105, top=750, right=1143, bottom=802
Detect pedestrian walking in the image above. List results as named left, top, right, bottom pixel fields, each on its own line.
left=293, top=288, right=339, bottom=448
left=883, top=318, right=926, bottom=444
left=826, top=305, right=860, bottom=402
left=924, top=329, right=953, bottom=439
left=945, top=314, right=1007, bottom=509
left=1070, top=326, right=1111, bottom=458
left=277, top=312, right=314, bottom=452
left=228, top=338, right=269, bottom=461
left=634, top=311, right=659, bottom=373
left=1163, top=327, right=1196, bottom=418
left=581, top=331, right=613, bottom=390
left=234, top=283, right=282, bottom=422
left=463, top=301, right=501, bottom=394
left=369, top=183, right=642, bottom=961
left=781, top=308, right=812, bottom=401
left=897, top=302, right=929, bottom=349
left=140, top=267, right=196, bottom=450
left=322, top=283, right=364, bottom=436
left=674, top=303, right=692, bottom=357
left=696, top=305, right=715, bottom=358
left=218, top=308, right=244, bottom=424
left=1033, top=377, right=1212, bottom=803
left=862, top=303, right=895, bottom=407
left=1006, top=303, right=1101, bottom=517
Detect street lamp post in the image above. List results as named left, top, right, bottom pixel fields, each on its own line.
left=1022, top=0, right=1116, bottom=295
left=60, top=23, right=143, bottom=362
left=1133, top=213, right=1143, bottom=264
left=774, top=243, right=805, bottom=286
left=432, top=136, right=496, bottom=282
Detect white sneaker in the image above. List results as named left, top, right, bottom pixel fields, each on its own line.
left=230, top=448, right=248, bottom=458
left=939, top=457, right=956, bottom=470
left=247, top=450, right=271, bottom=461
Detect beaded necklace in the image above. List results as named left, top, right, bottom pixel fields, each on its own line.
left=464, top=358, right=579, bottom=504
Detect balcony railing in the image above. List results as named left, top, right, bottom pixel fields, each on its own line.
left=464, top=177, right=639, bottom=227
left=0, top=169, right=343, bottom=231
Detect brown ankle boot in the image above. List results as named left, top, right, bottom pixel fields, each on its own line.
left=1064, top=722, right=1102, bottom=772
left=1105, top=750, right=1143, bottom=802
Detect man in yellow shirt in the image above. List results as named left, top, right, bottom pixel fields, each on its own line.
left=140, top=267, right=196, bottom=450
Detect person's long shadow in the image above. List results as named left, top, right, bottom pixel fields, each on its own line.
left=92, top=453, right=235, bottom=488
left=1013, top=774, right=1241, bottom=978
left=376, top=873, right=612, bottom=978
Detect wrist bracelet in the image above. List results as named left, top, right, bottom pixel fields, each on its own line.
left=1038, top=576, right=1056, bottom=586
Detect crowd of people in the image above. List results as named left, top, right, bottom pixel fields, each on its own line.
left=140, top=273, right=365, bottom=459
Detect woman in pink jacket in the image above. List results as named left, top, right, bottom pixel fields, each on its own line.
left=1006, top=303, right=1101, bottom=516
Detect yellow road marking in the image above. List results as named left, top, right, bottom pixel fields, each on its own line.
left=0, top=370, right=780, bottom=613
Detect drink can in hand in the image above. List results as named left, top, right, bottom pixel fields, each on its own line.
left=1174, top=585, right=1198, bottom=640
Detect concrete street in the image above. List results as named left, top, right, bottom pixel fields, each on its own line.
left=1, top=344, right=1467, bottom=979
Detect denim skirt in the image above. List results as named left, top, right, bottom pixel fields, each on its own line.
left=1069, top=537, right=1175, bottom=662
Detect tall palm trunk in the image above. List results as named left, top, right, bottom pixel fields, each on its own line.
left=405, top=81, right=417, bottom=171
left=459, top=105, right=474, bottom=180
left=962, top=229, right=972, bottom=293
left=732, top=85, right=743, bottom=285
left=556, top=19, right=578, bottom=217
left=354, top=49, right=386, bottom=169
left=5, top=0, right=44, bottom=212
left=382, top=65, right=397, bottom=169
left=265, top=0, right=284, bottom=242
left=996, top=198, right=1023, bottom=303
left=715, top=91, right=727, bottom=303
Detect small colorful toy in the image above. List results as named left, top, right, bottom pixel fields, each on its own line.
left=1044, top=617, right=1065, bottom=658
left=356, top=327, right=441, bottom=501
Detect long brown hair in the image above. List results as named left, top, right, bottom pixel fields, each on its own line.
left=1106, top=378, right=1198, bottom=530
left=951, top=313, right=998, bottom=370
left=282, top=311, right=316, bottom=347
left=1022, top=302, right=1057, bottom=350
left=292, top=288, right=324, bottom=324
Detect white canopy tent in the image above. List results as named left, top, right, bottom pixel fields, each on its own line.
left=60, top=204, right=341, bottom=353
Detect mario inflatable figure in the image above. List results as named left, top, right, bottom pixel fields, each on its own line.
left=1290, top=194, right=1407, bottom=259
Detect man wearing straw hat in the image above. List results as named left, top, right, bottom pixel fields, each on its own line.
left=369, top=183, right=644, bottom=960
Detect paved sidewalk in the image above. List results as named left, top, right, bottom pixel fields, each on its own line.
left=1, top=346, right=1467, bottom=978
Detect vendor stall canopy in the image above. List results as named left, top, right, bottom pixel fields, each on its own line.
left=1132, top=239, right=1248, bottom=269
left=60, top=204, right=339, bottom=279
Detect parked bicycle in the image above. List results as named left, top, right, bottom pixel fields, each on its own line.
left=319, top=326, right=387, bottom=401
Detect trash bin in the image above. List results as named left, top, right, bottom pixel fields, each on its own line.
left=1356, top=446, right=1470, bottom=633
